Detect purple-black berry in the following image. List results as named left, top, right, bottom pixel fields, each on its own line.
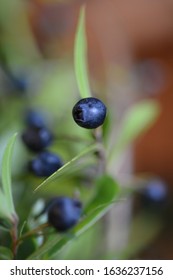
left=47, top=197, right=82, bottom=232
left=72, top=97, right=107, bottom=129
left=25, top=109, right=46, bottom=129
left=22, top=127, right=53, bottom=152
left=29, top=151, right=63, bottom=177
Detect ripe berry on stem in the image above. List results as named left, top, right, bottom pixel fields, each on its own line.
left=29, top=151, right=63, bottom=177
left=47, top=197, right=82, bottom=232
left=25, top=109, right=46, bottom=129
left=22, top=127, right=53, bottom=152
left=72, top=97, right=107, bottom=129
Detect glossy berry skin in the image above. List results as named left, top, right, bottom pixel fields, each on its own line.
left=25, top=109, right=46, bottom=129
left=29, top=151, right=63, bottom=177
left=72, top=97, right=107, bottom=129
left=22, top=127, right=53, bottom=152
left=47, top=197, right=82, bottom=232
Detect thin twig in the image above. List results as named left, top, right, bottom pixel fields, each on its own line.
left=17, top=222, right=50, bottom=246
left=10, top=214, right=19, bottom=259
left=92, top=127, right=106, bottom=175
left=93, top=127, right=113, bottom=257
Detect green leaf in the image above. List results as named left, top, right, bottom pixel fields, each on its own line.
left=109, top=100, right=160, bottom=162
left=84, top=175, right=120, bottom=214
left=0, top=246, right=13, bottom=260
left=74, top=5, right=91, bottom=98
left=28, top=175, right=119, bottom=259
left=34, top=143, right=99, bottom=192
left=0, top=189, right=11, bottom=220
left=1, top=133, right=17, bottom=215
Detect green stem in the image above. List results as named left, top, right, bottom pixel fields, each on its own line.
left=17, top=223, right=50, bottom=245
left=10, top=214, right=19, bottom=259
left=93, top=127, right=106, bottom=175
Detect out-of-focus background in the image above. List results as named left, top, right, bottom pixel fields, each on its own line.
left=1, top=0, right=173, bottom=259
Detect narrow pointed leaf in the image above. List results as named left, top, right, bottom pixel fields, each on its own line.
left=1, top=133, right=17, bottom=215
left=74, top=5, right=91, bottom=98
left=34, top=143, right=99, bottom=192
left=0, top=189, right=11, bottom=220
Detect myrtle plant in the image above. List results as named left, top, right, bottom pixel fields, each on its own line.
left=0, top=6, right=160, bottom=260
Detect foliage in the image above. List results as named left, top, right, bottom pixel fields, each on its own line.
left=0, top=3, right=160, bottom=260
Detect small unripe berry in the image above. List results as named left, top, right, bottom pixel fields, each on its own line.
left=72, top=97, right=107, bottom=129
left=47, top=197, right=82, bottom=232
left=29, top=151, right=63, bottom=177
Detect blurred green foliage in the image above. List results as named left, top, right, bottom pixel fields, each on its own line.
left=0, top=0, right=162, bottom=260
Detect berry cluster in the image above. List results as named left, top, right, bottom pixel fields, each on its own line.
left=21, top=97, right=106, bottom=232
left=21, top=109, right=63, bottom=177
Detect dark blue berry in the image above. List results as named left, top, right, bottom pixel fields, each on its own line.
left=140, top=179, right=168, bottom=208
left=25, top=109, right=46, bottom=129
left=29, top=151, right=63, bottom=177
left=22, top=127, right=53, bottom=152
left=12, top=76, right=28, bottom=92
left=72, top=97, right=107, bottom=129
left=47, top=197, right=82, bottom=232
left=145, top=180, right=167, bottom=201
left=2, top=64, right=28, bottom=93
